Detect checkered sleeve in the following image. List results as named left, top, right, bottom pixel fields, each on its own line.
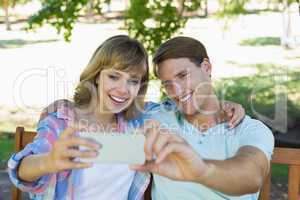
left=7, top=114, right=60, bottom=194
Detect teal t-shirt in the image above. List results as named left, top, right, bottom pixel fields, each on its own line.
left=145, top=101, right=274, bottom=200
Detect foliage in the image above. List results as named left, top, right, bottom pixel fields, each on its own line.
left=25, top=0, right=300, bottom=49
left=217, top=0, right=250, bottom=18
left=27, top=0, right=111, bottom=41
left=26, top=0, right=204, bottom=49
left=0, top=0, right=31, bottom=8
left=214, top=70, right=300, bottom=131
left=124, top=0, right=202, bottom=53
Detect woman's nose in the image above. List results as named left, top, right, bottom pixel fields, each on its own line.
left=115, top=80, right=129, bottom=95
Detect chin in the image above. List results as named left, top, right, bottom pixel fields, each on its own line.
left=109, top=106, right=127, bottom=114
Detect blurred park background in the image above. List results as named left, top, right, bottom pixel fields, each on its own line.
left=0, top=0, right=300, bottom=199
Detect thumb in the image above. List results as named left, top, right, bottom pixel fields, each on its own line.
left=130, top=161, right=158, bottom=173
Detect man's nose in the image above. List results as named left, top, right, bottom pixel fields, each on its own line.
left=171, top=82, right=184, bottom=97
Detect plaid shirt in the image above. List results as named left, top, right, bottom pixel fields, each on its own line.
left=8, top=100, right=151, bottom=200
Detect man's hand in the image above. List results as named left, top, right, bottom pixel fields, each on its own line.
left=131, top=120, right=214, bottom=182
left=221, top=100, right=245, bottom=129
left=131, top=120, right=269, bottom=196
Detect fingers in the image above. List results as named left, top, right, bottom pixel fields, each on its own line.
left=62, top=149, right=98, bottom=159
left=131, top=140, right=187, bottom=172
left=65, top=161, right=93, bottom=169
left=155, top=142, right=186, bottom=164
left=229, top=105, right=245, bottom=128
left=143, top=119, right=185, bottom=161
left=60, top=125, right=79, bottom=139
left=221, top=101, right=234, bottom=116
left=130, top=160, right=158, bottom=173
left=221, top=101, right=245, bottom=129
left=66, top=137, right=101, bottom=150
left=153, top=132, right=185, bottom=154
left=144, top=120, right=160, bottom=161
left=60, top=122, right=90, bottom=139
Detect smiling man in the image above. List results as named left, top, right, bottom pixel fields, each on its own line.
left=133, top=36, right=275, bottom=200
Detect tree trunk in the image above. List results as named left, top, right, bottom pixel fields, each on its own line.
left=124, top=0, right=130, bottom=10
left=298, top=0, right=300, bottom=16
left=203, top=0, right=208, bottom=17
left=85, top=0, right=94, bottom=20
left=281, top=0, right=293, bottom=48
left=4, top=0, right=12, bottom=31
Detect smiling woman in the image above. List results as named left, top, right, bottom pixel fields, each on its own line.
left=7, top=35, right=151, bottom=200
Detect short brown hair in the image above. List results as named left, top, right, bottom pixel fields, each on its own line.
left=74, top=35, right=149, bottom=120
left=153, top=36, right=209, bottom=76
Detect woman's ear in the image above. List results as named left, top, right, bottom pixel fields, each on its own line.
left=95, top=73, right=100, bottom=85
left=200, top=58, right=212, bottom=77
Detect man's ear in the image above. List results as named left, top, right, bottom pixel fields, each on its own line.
left=200, top=58, right=212, bottom=77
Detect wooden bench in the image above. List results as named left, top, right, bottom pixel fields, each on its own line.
left=258, top=147, right=300, bottom=200
left=12, top=126, right=300, bottom=200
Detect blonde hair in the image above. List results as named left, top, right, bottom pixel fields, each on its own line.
left=74, top=35, right=149, bottom=120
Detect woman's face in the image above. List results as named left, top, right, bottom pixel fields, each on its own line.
left=96, top=67, right=144, bottom=114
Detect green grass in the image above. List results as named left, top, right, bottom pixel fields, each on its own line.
left=0, top=39, right=59, bottom=49
left=0, top=136, right=14, bottom=169
left=239, top=37, right=281, bottom=46
left=215, top=71, right=300, bottom=131
left=271, top=164, right=288, bottom=181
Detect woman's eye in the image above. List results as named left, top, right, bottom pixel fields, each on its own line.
left=128, top=79, right=140, bottom=85
left=108, top=74, right=119, bottom=80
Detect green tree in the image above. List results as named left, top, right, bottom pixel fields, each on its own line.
left=27, top=0, right=111, bottom=40
left=217, top=0, right=249, bottom=17
left=26, top=0, right=299, bottom=50
left=217, top=0, right=300, bottom=48
left=0, top=0, right=31, bottom=30
left=124, top=0, right=203, bottom=53
left=27, top=0, right=204, bottom=52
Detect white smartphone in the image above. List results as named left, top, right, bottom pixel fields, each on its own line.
left=78, top=132, right=146, bottom=165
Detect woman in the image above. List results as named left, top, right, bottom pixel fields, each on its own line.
left=8, top=35, right=244, bottom=200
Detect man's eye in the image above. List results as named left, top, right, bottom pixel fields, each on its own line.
left=163, top=82, right=173, bottom=89
left=108, top=74, right=119, bottom=80
left=179, top=73, right=188, bottom=79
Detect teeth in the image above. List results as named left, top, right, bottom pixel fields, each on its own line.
left=110, top=95, right=127, bottom=103
left=180, top=93, right=192, bottom=102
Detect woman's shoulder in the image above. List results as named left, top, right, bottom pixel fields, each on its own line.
left=37, top=99, right=76, bottom=137
left=39, top=99, right=75, bottom=122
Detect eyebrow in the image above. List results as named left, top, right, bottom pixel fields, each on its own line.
left=110, top=70, right=142, bottom=79
left=129, top=74, right=142, bottom=79
left=175, top=69, right=188, bottom=78
left=109, top=70, right=121, bottom=76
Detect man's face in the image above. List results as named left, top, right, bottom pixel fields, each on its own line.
left=158, top=58, right=212, bottom=115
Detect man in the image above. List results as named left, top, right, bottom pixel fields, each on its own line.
left=132, top=36, right=274, bottom=200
